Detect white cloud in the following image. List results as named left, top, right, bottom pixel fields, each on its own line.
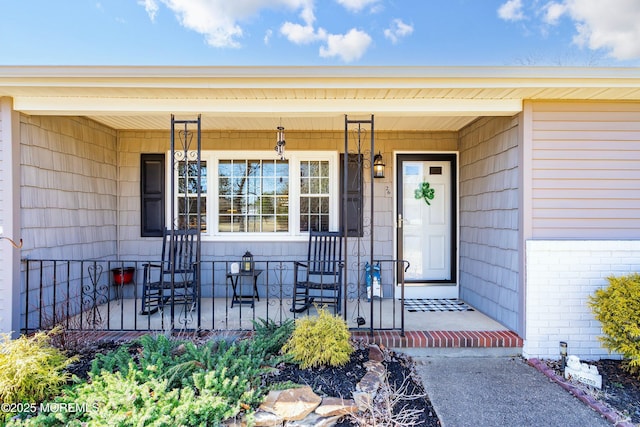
left=498, top=0, right=524, bottom=22
left=562, top=0, right=640, bottom=60
left=278, top=0, right=328, bottom=44
left=335, top=0, right=380, bottom=13
left=138, top=0, right=159, bottom=22
left=498, top=0, right=640, bottom=61
left=319, top=28, right=372, bottom=62
left=137, top=0, right=378, bottom=61
left=142, top=0, right=316, bottom=48
left=542, top=2, right=566, bottom=25
left=280, top=22, right=327, bottom=44
left=384, top=19, right=413, bottom=44
left=264, top=29, right=273, bottom=45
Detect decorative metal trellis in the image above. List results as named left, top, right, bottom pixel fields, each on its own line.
left=343, top=114, right=377, bottom=334
left=168, top=114, right=202, bottom=331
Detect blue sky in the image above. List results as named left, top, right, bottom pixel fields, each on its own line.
left=1, top=0, right=639, bottom=66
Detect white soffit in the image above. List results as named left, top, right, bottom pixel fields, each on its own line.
left=12, top=97, right=522, bottom=116
left=87, top=114, right=478, bottom=131
left=2, top=66, right=640, bottom=131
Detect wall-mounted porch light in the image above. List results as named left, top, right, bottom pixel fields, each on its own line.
left=373, top=151, right=385, bottom=178
left=275, top=125, right=286, bottom=160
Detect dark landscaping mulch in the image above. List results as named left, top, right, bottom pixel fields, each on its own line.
left=64, top=340, right=123, bottom=381
left=266, top=348, right=369, bottom=400
left=593, top=360, right=640, bottom=424
left=546, top=358, right=640, bottom=424
left=63, top=339, right=441, bottom=426
left=265, top=347, right=441, bottom=426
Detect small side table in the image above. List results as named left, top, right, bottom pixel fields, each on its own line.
left=227, top=269, right=262, bottom=308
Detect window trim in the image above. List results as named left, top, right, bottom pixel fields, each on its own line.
left=167, top=150, right=339, bottom=241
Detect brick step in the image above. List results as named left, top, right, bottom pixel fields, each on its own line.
left=351, top=330, right=523, bottom=349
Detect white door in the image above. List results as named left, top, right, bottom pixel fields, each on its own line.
left=397, top=154, right=457, bottom=298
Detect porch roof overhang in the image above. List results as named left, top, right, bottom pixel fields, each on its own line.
left=1, top=65, right=640, bottom=131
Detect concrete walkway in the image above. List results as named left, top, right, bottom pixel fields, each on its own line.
left=413, top=357, right=611, bottom=427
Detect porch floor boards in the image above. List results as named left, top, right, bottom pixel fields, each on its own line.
left=62, top=297, right=522, bottom=350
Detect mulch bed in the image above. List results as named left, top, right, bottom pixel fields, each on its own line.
left=65, top=340, right=123, bottom=380
left=544, top=358, right=640, bottom=424
left=265, top=347, right=441, bottom=426
left=65, top=340, right=441, bottom=426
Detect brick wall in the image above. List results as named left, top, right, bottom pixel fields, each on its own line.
left=458, top=116, right=521, bottom=334
left=523, top=240, right=640, bottom=360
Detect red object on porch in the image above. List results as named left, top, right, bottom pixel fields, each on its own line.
left=111, top=267, right=135, bottom=285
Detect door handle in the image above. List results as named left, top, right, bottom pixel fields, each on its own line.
left=397, top=213, right=403, bottom=229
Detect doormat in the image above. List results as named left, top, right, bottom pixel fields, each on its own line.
left=405, top=298, right=474, bottom=312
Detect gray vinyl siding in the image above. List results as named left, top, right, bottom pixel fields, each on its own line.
left=20, top=116, right=118, bottom=260
left=117, top=129, right=457, bottom=298
left=117, top=129, right=458, bottom=263
left=531, top=101, right=640, bottom=238
left=458, top=116, right=521, bottom=333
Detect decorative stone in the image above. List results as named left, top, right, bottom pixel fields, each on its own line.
left=259, top=386, right=322, bottom=421
left=286, top=413, right=342, bottom=427
left=368, top=344, right=384, bottom=362
left=315, top=397, right=358, bottom=417
left=358, top=360, right=386, bottom=393
left=564, top=355, right=602, bottom=389
left=253, top=409, right=284, bottom=426
left=353, top=359, right=386, bottom=411
left=357, top=371, right=382, bottom=395
left=352, top=390, right=373, bottom=411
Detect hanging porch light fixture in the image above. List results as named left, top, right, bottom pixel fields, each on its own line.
left=275, top=124, right=286, bottom=160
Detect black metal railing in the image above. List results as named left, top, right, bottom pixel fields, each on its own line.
left=21, top=258, right=408, bottom=335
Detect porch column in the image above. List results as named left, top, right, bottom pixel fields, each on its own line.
left=0, top=97, right=21, bottom=337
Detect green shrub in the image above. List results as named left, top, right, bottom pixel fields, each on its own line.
left=10, top=364, right=243, bottom=427
left=0, top=328, right=77, bottom=406
left=91, top=334, right=211, bottom=389
left=10, top=327, right=297, bottom=426
left=589, top=272, right=640, bottom=377
left=13, top=334, right=275, bottom=426
left=282, top=306, right=353, bottom=369
left=251, top=318, right=294, bottom=358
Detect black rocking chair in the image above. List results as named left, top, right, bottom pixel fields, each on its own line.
left=291, top=230, right=344, bottom=314
left=141, top=228, right=198, bottom=315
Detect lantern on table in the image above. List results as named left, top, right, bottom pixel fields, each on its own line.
left=242, top=251, right=254, bottom=272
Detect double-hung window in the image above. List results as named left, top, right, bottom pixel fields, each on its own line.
left=171, top=151, right=338, bottom=239
left=176, top=160, right=207, bottom=230
left=217, top=159, right=289, bottom=233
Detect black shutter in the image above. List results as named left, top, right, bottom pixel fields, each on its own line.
left=340, top=153, right=363, bottom=237
left=140, top=153, right=165, bottom=237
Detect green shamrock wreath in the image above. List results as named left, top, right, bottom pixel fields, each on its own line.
left=414, top=182, right=435, bottom=205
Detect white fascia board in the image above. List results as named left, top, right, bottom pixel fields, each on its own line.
left=13, top=97, right=522, bottom=116
left=0, top=64, right=639, bottom=80
left=1, top=66, right=639, bottom=91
